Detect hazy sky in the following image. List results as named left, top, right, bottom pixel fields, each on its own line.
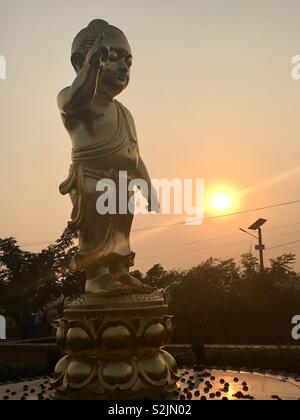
left=1, top=0, right=300, bottom=272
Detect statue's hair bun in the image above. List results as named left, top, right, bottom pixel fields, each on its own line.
left=87, top=19, right=109, bottom=30
left=71, top=19, right=128, bottom=70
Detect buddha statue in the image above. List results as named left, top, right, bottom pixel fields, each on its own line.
left=59, top=20, right=159, bottom=296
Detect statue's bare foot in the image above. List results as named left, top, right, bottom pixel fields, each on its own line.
left=85, top=274, right=125, bottom=296
left=117, top=273, right=153, bottom=293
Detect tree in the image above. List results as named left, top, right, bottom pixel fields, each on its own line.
left=168, top=254, right=300, bottom=344
left=144, top=264, right=167, bottom=288
left=268, top=253, right=297, bottom=287
left=0, top=223, right=80, bottom=337
left=240, top=252, right=259, bottom=278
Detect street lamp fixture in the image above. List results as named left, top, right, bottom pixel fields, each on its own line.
left=240, top=219, right=268, bottom=273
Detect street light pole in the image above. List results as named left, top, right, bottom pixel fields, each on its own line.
left=240, top=219, right=267, bottom=275
left=256, top=227, right=265, bottom=274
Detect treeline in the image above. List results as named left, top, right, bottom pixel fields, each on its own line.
left=140, top=255, right=300, bottom=345
left=1, top=224, right=299, bottom=344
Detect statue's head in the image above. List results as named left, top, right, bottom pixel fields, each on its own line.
left=71, top=20, right=132, bottom=97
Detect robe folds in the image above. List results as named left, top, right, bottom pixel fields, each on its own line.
left=60, top=101, right=139, bottom=271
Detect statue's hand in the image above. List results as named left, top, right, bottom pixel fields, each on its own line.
left=86, top=33, right=110, bottom=71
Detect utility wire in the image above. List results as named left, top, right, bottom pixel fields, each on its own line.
left=133, top=199, right=300, bottom=232
left=17, top=199, right=300, bottom=248
left=138, top=238, right=300, bottom=263
left=139, top=239, right=261, bottom=260
left=267, top=239, right=300, bottom=251
left=20, top=226, right=300, bottom=253
left=138, top=228, right=300, bottom=254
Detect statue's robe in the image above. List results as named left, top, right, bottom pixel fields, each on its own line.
left=60, top=100, right=138, bottom=271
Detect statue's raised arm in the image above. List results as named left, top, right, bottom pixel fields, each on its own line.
left=58, top=34, right=109, bottom=115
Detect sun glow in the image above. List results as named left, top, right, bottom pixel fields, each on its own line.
left=207, top=185, right=239, bottom=215
left=212, top=192, right=232, bottom=211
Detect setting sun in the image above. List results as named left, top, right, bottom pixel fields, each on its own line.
left=206, top=185, right=239, bottom=215
left=211, top=192, right=233, bottom=211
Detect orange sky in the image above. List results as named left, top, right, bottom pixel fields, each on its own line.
left=1, top=0, right=300, bottom=272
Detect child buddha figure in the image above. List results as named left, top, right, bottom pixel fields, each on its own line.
left=59, top=20, right=158, bottom=296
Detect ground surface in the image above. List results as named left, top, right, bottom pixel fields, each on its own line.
left=1, top=369, right=300, bottom=400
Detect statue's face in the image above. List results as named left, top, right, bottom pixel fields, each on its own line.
left=98, top=34, right=132, bottom=98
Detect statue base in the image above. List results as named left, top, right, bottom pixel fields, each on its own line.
left=50, top=291, right=179, bottom=400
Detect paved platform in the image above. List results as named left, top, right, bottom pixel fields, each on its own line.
left=1, top=369, right=300, bottom=400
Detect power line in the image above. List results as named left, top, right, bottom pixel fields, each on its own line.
left=138, top=238, right=300, bottom=263
left=206, top=200, right=300, bottom=220
left=17, top=199, right=300, bottom=248
left=133, top=199, right=300, bottom=233
left=16, top=231, right=300, bottom=269
left=138, top=233, right=243, bottom=253
left=20, top=225, right=300, bottom=253
left=267, top=239, right=300, bottom=251
left=138, top=228, right=300, bottom=254
left=264, top=221, right=300, bottom=232
left=138, top=235, right=300, bottom=262
left=265, top=244, right=300, bottom=254
left=139, top=239, right=259, bottom=261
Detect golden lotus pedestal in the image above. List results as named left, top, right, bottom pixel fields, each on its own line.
left=50, top=291, right=178, bottom=400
